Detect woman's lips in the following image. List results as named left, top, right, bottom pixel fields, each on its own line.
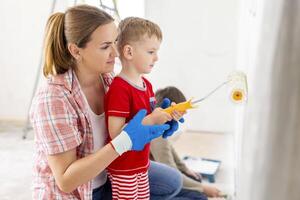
left=107, top=60, right=115, bottom=65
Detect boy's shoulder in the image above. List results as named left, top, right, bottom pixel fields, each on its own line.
left=107, top=76, right=132, bottom=96
left=110, top=76, right=129, bottom=88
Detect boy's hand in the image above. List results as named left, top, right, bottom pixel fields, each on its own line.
left=143, top=107, right=172, bottom=125
left=170, top=102, right=186, bottom=121
left=203, top=185, right=222, bottom=198
left=160, top=98, right=185, bottom=138
left=185, top=168, right=202, bottom=181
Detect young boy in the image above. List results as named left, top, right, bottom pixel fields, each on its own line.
left=104, top=17, right=176, bottom=199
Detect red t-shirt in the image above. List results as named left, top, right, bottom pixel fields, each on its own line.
left=105, top=76, right=156, bottom=175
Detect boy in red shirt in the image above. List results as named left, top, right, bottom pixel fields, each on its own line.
left=105, top=17, right=180, bottom=199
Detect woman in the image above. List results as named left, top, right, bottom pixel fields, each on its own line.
left=30, top=5, right=182, bottom=200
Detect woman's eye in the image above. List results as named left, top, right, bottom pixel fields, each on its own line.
left=101, top=46, right=109, bottom=50
left=148, top=51, right=154, bottom=54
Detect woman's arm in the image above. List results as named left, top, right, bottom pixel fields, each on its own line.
left=47, top=109, right=170, bottom=193
left=47, top=143, right=118, bottom=193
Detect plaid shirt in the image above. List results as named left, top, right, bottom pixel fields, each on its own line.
left=30, top=69, right=114, bottom=200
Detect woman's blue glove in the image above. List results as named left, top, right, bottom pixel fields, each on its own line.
left=124, top=109, right=170, bottom=151
left=160, top=98, right=185, bottom=138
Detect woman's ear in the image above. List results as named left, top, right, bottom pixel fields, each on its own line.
left=123, top=44, right=133, bottom=60
left=68, top=43, right=81, bottom=61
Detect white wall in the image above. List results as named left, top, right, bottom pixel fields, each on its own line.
left=145, top=0, right=239, bottom=132
left=1, top=0, right=239, bottom=134
left=0, top=0, right=68, bottom=120
left=236, top=0, right=300, bottom=198
left=0, top=0, right=145, bottom=121
left=234, top=0, right=263, bottom=197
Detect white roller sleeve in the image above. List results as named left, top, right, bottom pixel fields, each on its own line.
left=227, top=71, right=248, bottom=103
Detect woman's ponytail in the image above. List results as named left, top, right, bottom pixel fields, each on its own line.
left=43, top=12, right=73, bottom=77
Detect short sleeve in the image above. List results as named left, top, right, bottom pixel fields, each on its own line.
left=30, top=90, right=82, bottom=155
left=106, top=82, right=130, bottom=118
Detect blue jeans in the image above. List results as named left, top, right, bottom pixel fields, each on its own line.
left=149, top=161, right=182, bottom=200
left=93, top=161, right=182, bottom=200
left=92, top=179, right=112, bottom=200
left=149, top=161, right=208, bottom=200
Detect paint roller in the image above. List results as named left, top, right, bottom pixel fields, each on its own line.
left=163, top=71, right=248, bottom=114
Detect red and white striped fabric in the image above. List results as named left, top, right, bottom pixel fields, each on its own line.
left=107, top=171, right=150, bottom=200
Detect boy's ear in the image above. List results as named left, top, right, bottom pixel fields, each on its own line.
left=123, top=45, right=133, bottom=60
left=68, top=43, right=81, bottom=61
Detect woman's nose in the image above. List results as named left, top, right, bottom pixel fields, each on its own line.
left=111, top=43, right=119, bottom=57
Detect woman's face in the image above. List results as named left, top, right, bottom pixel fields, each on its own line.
left=79, top=22, right=118, bottom=74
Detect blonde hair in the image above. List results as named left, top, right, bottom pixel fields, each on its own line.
left=43, top=5, right=113, bottom=77
left=117, top=17, right=162, bottom=57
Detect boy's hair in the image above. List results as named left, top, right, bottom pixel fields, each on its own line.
left=117, top=17, right=162, bottom=57
left=155, top=86, right=186, bottom=107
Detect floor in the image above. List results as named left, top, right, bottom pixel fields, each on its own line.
left=172, top=131, right=235, bottom=199
left=0, top=126, right=34, bottom=200
left=0, top=124, right=234, bottom=200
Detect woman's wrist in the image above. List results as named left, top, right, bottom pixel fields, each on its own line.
left=110, top=131, right=132, bottom=155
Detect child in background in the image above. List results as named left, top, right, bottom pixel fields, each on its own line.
left=104, top=17, right=182, bottom=199
left=151, top=86, right=225, bottom=199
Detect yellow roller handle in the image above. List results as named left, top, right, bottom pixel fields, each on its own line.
left=163, top=99, right=196, bottom=114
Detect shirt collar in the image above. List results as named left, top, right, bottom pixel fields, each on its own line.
left=47, top=69, right=74, bottom=92
left=47, top=68, right=115, bottom=96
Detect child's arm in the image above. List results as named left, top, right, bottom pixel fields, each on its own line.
left=109, top=108, right=172, bottom=139
left=142, top=107, right=172, bottom=125
left=108, top=116, right=126, bottom=139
